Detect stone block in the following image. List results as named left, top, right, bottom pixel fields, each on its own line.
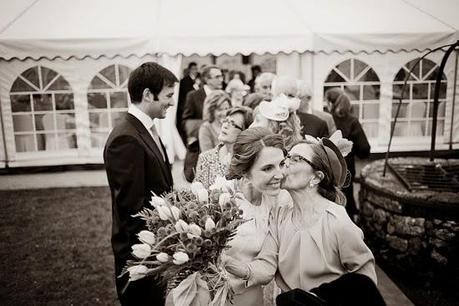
left=373, top=208, right=388, bottom=224
left=431, top=249, right=448, bottom=265
left=367, top=192, right=403, bottom=213
left=361, top=201, right=374, bottom=217
left=386, top=234, right=408, bottom=252
left=391, top=215, right=425, bottom=236
left=433, top=229, right=456, bottom=241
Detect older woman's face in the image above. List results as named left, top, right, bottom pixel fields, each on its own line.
left=281, top=143, right=316, bottom=190
left=249, top=109, right=269, bottom=129
left=247, top=147, right=285, bottom=196
left=214, top=101, right=231, bottom=124
left=258, top=80, right=272, bottom=101
left=218, top=112, right=244, bottom=144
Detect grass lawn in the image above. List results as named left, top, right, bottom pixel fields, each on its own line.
left=0, top=187, right=118, bottom=306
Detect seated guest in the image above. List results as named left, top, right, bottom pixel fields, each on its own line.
left=250, top=94, right=302, bottom=149
left=199, top=90, right=231, bottom=153
left=194, top=106, right=253, bottom=188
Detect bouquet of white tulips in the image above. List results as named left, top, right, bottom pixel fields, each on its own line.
left=121, top=178, right=246, bottom=306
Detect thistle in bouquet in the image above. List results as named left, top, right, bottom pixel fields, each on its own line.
left=121, top=177, right=247, bottom=305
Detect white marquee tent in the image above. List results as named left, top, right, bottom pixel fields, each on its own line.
left=0, top=0, right=458, bottom=168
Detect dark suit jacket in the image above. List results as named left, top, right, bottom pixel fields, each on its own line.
left=297, top=112, right=330, bottom=138
left=104, top=113, right=173, bottom=306
left=176, top=75, right=196, bottom=136
left=182, top=87, right=206, bottom=122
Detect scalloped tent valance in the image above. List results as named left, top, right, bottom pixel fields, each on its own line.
left=0, top=0, right=458, bottom=61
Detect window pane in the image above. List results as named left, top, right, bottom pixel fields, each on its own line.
left=426, top=67, right=446, bottom=81
left=110, top=91, right=128, bottom=108
left=41, top=113, right=56, bottom=131
left=33, top=94, right=53, bottom=111
left=363, top=85, right=380, bottom=100
left=344, top=85, right=360, bottom=100
left=55, top=113, right=75, bottom=130
left=89, top=75, right=111, bottom=90
left=392, top=84, right=409, bottom=99
left=13, top=114, right=34, bottom=132
left=362, top=69, right=379, bottom=82
left=406, top=59, right=421, bottom=78
left=325, top=70, right=346, bottom=83
left=362, top=122, right=378, bottom=138
left=41, top=133, right=57, bottom=151
left=428, top=101, right=446, bottom=118
left=353, top=59, right=367, bottom=80
left=22, top=67, right=40, bottom=89
left=412, top=84, right=429, bottom=99
left=336, top=60, right=351, bottom=79
left=91, top=131, right=109, bottom=148
left=111, top=112, right=125, bottom=127
left=421, top=60, right=436, bottom=79
left=392, top=103, right=408, bottom=118
left=363, top=104, right=379, bottom=119
left=119, top=65, right=131, bottom=86
left=15, top=134, right=35, bottom=152
left=42, top=68, right=58, bottom=89
left=411, top=102, right=427, bottom=118
left=394, top=69, right=408, bottom=82
left=34, top=114, right=46, bottom=131
left=351, top=104, right=360, bottom=117
left=10, top=78, right=36, bottom=92
left=57, top=132, right=77, bottom=149
left=430, top=82, right=447, bottom=99
left=100, top=65, right=117, bottom=86
left=88, top=93, right=107, bottom=109
left=47, top=75, right=71, bottom=90
left=11, top=95, right=31, bottom=112
left=392, top=121, right=409, bottom=136
left=89, top=112, right=109, bottom=129
left=409, top=120, right=426, bottom=136
left=55, top=93, right=74, bottom=110
left=426, top=120, right=444, bottom=136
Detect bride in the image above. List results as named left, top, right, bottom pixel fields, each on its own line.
left=224, top=127, right=291, bottom=306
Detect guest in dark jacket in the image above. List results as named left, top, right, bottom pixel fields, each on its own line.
left=326, top=88, right=370, bottom=221
left=177, top=62, right=199, bottom=143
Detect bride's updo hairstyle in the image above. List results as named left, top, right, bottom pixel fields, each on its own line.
left=298, top=138, right=349, bottom=205
left=226, top=127, right=285, bottom=180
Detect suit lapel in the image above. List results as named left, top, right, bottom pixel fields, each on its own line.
left=125, top=114, right=173, bottom=186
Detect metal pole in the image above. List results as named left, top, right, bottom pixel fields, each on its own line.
left=430, top=42, right=459, bottom=161
left=450, top=49, right=458, bottom=150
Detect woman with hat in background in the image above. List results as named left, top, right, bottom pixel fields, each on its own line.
left=224, top=137, right=385, bottom=306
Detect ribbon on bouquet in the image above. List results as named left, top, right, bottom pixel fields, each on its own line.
left=165, top=272, right=232, bottom=306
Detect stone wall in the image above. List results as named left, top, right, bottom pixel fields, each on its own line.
left=359, top=158, right=459, bottom=278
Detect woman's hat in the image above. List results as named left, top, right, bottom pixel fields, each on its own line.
left=320, top=138, right=348, bottom=188
left=258, top=94, right=300, bottom=122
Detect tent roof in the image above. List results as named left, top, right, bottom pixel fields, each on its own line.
left=0, top=0, right=457, bottom=60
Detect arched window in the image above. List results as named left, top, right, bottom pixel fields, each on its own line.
left=324, top=58, right=380, bottom=138
left=10, top=66, right=76, bottom=152
left=392, top=58, right=447, bottom=137
left=87, top=64, right=132, bottom=147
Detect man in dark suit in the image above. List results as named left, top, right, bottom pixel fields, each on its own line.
left=181, top=65, right=223, bottom=181
left=104, top=62, right=178, bottom=306
left=176, top=62, right=199, bottom=144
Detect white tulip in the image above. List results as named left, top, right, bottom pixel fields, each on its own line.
left=132, top=244, right=151, bottom=259
left=188, top=224, right=202, bottom=236
left=138, top=230, right=156, bottom=245
left=172, top=251, right=189, bottom=265
left=170, top=206, right=181, bottom=220
left=218, top=192, right=231, bottom=208
left=156, top=252, right=170, bottom=263
left=196, top=189, right=209, bottom=203
left=127, top=265, right=149, bottom=281
left=190, top=182, right=205, bottom=195
left=175, top=219, right=189, bottom=233
left=156, top=206, right=172, bottom=221
left=150, top=196, right=166, bottom=208
left=205, top=217, right=216, bottom=231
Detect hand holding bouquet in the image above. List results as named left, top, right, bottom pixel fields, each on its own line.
left=121, top=178, right=246, bottom=305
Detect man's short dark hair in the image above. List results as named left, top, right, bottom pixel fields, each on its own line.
left=188, top=62, right=197, bottom=69
left=201, top=65, right=221, bottom=83
left=128, top=62, right=178, bottom=103
left=251, top=65, right=262, bottom=73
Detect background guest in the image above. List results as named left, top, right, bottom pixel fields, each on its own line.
left=254, top=72, right=275, bottom=101
left=326, top=89, right=370, bottom=221
left=248, top=65, right=262, bottom=93
left=199, top=90, right=231, bottom=153
left=177, top=62, right=199, bottom=143
left=226, top=79, right=250, bottom=107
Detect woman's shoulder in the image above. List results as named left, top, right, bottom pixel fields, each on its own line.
left=198, top=146, right=220, bottom=162
left=323, top=202, right=363, bottom=237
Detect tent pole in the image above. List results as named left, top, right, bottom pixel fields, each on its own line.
left=449, top=49, right=458, bottom=150
left=0, top=97, right=9, bottom=167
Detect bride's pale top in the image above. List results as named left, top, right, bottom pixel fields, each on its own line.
left=246, top=201, right=377, bottom=291
left=225, top=190, right=292, bottom=295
